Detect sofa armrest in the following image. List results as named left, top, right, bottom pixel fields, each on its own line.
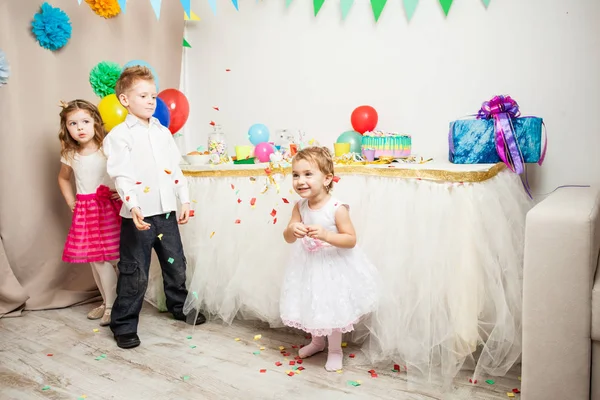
left=522, top=187, right=600, bottom=400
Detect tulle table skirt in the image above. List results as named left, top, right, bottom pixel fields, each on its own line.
left=145, top=162, right=532, bottom=381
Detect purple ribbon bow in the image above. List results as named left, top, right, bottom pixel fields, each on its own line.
left=477, top=95, right=525, bottom=175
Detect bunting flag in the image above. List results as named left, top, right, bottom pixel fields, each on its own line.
left=402, top=0, right=418, bottom=21
left=370, top=0, right=387, bottom=22
left=285, top=0, right=293, bottom=7
left=183, top=38, right=192, bottom=48
left=118, top=0, right=126, bottom=13
left=340, top=0, right=353, bottom=20
left=180, top=0, right=190, bottom=17
left=77, top=0, right=82, bottom=4
left=438, top=0, right=453, bottom=16
left=313, top=0, right=325, bottom=16
left=208, top=0, right=217, bottom=15
left=232, top=0, right=239, bottom=10
left=184, top=11, right=201, bottom=20
left=482, top=0, right=491, bottom=7
left=150, top=0, right=161, bottom=19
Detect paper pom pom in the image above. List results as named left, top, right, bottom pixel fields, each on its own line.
left=0, top=50, right=10, bottom=88
left=86, top=0, right=121, bottom=19
left=89, top=61, right=121, bottom=98
left=31, top=3, right=72, bottom=51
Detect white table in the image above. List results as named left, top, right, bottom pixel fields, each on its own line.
left=147, top=161, right=531, bottom=381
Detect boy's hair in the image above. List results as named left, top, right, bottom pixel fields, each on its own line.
left=115, top=66, right=155, bottom=98
left=292, top=146, right=335, bottom=192
left=58, top=99, right=106, bottom=161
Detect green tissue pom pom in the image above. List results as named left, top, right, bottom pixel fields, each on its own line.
left=89, top=61, right=121, bottom=98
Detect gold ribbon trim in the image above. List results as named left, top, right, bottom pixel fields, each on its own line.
left=183, top=163, right=506, bottom=183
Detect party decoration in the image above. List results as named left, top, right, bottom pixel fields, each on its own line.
left=370, top=0, right=387, bottom=22
left=184, top=10, right=201, bottom=20
left=158, top=88, right=190, bottom=134
left=208, top=0, right=217, bottom=15
left=439, top=0, right=453, bottom=16
left=31, top=3, right=72, bottom=51
left=183, top=38, right=191, bottom=48
left=85, top=0, right=121, bottom=18
left=350, top=105, right=378, bottom=134
left=0, top=50, right=10, bottom=88
left=403, top=0, right=419, bottom=21
left=117, top=0, right=126, bottom=13
left=98, top=94, right=127, bottom=132
left=89, top=61, right=121, bottom=98
left=336, top=130, right=362, bottom=154
left=313, top=0, right=325, bottom=16
left=340, top=0, right=354, bottom=20
left=232, top=0, right=239, bottom=10
left=286, top=0, right=293, bottom=7
left=255, top=142, right=275, bottom=163
left=482, top=0, right=491, bottom=7
left=180, top=0, right=191, bottom=16
left=248, top=124, right=270, bottom=145
left=153, top=97, right=171, bottom=128
left=150, top=0, right=161, bottom=19
left=122, top=60, right=160, bottom=90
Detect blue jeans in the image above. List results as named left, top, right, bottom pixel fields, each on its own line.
left=110, top=213, right=188, bottom=336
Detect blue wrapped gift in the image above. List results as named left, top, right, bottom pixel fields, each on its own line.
left=449, top=116, right=543, bottom=164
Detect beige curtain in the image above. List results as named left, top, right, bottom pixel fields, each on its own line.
left=0, top=0, right=184, bottom=317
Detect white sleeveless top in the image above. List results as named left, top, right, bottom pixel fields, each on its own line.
left=298, top=197, right=348, bottom=251
left=61, top=149, right=114, bottom=195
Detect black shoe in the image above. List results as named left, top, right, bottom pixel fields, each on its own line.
left=174, top=310, right=207, bottom=326
left=115, top=333, right=141, bottom=349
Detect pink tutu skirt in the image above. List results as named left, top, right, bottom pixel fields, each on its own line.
left=62, top=185, right=122, bottom=263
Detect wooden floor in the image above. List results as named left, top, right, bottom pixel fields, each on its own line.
left=0, top=303, right=522, bottom=400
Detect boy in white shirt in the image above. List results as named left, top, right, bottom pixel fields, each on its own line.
left=103, top=66, right=205, bottom=349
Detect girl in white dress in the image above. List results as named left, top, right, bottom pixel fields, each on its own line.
left=280, top=146, right=379, bottom=371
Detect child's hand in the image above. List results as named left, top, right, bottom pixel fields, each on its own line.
left=306, top=225, right=328, bottom=241
left=178, top=203, right=190, bottom=225
left=69, top=201, right=76, bottom=212
left=110, top=190, right=120, bottom=200
left=132, top=207, right=151, bottom=231
left=290, top=222, right=308, bottom=238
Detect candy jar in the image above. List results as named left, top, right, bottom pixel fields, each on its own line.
left=208, top=124, right=228, bottom=157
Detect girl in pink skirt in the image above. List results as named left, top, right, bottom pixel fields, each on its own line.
left=57, top=99, right=121, bottom=327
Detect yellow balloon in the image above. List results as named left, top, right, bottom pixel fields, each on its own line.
left=98, top=94, right=127, bottom=132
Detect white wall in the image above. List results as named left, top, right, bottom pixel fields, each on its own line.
left=182, top=0, right=600, bottom=194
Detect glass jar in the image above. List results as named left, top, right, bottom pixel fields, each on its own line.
left=208, top=125, right=228, bottom=157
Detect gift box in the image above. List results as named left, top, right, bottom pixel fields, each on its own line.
left=448, top=96, right=546, bottom=171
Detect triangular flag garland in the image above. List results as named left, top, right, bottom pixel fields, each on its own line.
left=313, top=0, right=325, bottom=16
left=438, top=0, right=453, bottom=16
left=183, top=38, right=191, bottom=48
left=340, top=0, right=353, bottom=20
left=482, top=0, right=491, bottom=8
left=117, top=0, right=126, bottom=13
left=184, top=11, right=201, bottom=21
left=285, top=0, right=293, bottom=7
left=232, top=0, right=239, bottom=10
left=150, top=0, right=161, bottom=19
left=180, top=0, right=190, bottom=17
left=370, top=0, right=387, bottom=22
left=208, top=0, right=217, bottom=15
left=77, top=0, right=82, bottom=4
left=402, top=0, right=418, bottom=21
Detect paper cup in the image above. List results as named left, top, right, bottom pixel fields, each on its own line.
left=363, top=148, right=375, bottom=162
left=334, top=142, right=351, bottom=157
left=235, top=145, right=254, bottom=160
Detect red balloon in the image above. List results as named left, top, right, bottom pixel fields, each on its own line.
left=350, top=105, right=378, bottom=134
left=158, top=89, right=190, bottom=134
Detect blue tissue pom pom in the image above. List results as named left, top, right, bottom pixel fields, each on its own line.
left=31, top=3, right=72, bottom=51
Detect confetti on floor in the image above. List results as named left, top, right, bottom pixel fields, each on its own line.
left=210, top=232, right=215, bottom=238
left=167, top=257, right=175, bottom=264
left=186, top=336, right=192, bottom=339
left=259, top=369, right=267, bottom=373
left=298, top=366, right=305, bottom=371
left=94, top=354, right=107, bottom=361
left=486, top=379, right=495, bottom=385
left=190, top=345, right=197, bottom=349
left=166, top=212, right=170, bottom=219
left=512, top=388, right=521, bottom=393
left=93, top=329, right=99, bottom=333
left=348, top=380, right=361, bottom=387
left=42, top=385, right=51, bottom=391
left=182, top=375, right=190, bottom=381
left=291, top=345, right=298, bottom=349
left=337, top=370, right=343, bottom=374
left=254, top=334, right=262, bottom=340
left=287, top=371, right=295, bottom=376
left=341, top=342, right=347, bottom=347
left=296, top=359, right=303, bottom=364
left=259, top=346, right=265, bottom=350
left=192, top=291, right=198, bottom=299
left=234, top=338, right=241, bottom=341
left=349, top=354, right=355, bottom=358
left=506, top=393, right=515, bottom=398
left=275, top=361, right=282, bottom=366
left=157, top=233, right=163, bottom=240
left=78, top=396, right=87, bottom=400
left=279, top=346, right=285, bottom=351
left=253, top=351, right=261, bottom=355
left=46, top=353, right=53, bottom=356
left=289, top=361, right=295, bottom=365
left=469, top=378, right=478, bottom=384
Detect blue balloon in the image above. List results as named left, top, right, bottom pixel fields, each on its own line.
left=248, top=123, right=270, bottom=145
left=153, top=98, right=171, bottom=128
left=121, top=59, right=160, bottom=91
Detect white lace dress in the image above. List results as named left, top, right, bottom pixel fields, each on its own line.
left=280, top=197, right=380, bottom=336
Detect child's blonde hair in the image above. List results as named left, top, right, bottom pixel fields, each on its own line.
left=58, top=99, right=105, bottom=161
left=292, top=146, right=335, bottom=192
left=115, top=66, right=155, bottom=98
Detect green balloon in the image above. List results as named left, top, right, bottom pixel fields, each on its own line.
left=336, top=130, right=362, bottom=153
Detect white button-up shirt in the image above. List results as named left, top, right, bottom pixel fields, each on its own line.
left=103, top=115, right=190, bottom=219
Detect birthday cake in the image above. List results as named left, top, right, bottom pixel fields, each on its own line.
left=361, top=131, right=411, bottom=158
